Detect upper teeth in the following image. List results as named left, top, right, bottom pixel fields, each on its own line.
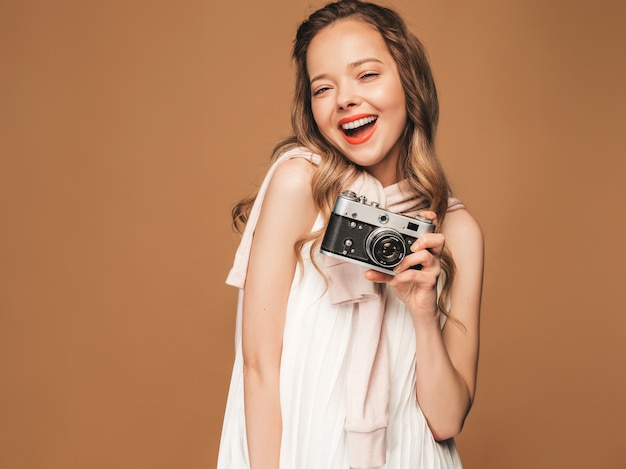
left=341, top=116, right=377, bottom=130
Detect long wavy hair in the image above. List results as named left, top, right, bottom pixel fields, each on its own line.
left=232, top=0, right=457, bottom=316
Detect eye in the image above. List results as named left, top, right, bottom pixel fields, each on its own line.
left=312, top=86, right=331, bottom=96
left=359, top=71, right=379, bottom=80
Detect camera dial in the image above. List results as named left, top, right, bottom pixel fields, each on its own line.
left=340, top=190, right=359, bottom=201
left=414, top=215, right=433, bottom=225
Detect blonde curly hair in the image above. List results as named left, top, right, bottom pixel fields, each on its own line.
left=233, top=0, right=456, bottom=315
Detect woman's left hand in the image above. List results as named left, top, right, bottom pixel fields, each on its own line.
left=364, top=211, right=443, bottom=321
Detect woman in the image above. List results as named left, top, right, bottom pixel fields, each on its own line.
left=218, top=1, right=484, bottom=468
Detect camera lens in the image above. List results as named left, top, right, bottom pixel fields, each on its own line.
left=366, top=228, right=406, bottom=268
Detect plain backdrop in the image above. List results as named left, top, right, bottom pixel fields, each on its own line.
left=1, top=0, right=625, bottom=468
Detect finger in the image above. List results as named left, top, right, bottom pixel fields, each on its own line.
left=389, top=266, right=440, bottom=291
left=410, top=232, right=445, bottom=256
left=365, top=269, right=394, bottom=283
left=394, top=249, right=439, bottom=275
left=417, top=210, right=438, bottom=227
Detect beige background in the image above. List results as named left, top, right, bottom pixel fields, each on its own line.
left=1, top=0, right=625, bottom=468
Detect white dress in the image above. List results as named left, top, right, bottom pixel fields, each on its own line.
left=216, top=212, right=463, bottom=469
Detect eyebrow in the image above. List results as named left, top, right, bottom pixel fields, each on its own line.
left=309, top=57, right=384, bottom=84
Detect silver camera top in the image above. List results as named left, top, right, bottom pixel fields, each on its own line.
left=333, top=190, right=433, bottom=237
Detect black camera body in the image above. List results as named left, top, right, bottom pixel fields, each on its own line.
left=320, top=191, right=435, bottom=274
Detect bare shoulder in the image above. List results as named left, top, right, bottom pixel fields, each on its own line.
left=264, top=157, right=316, bottom=205
left=270, top=157, right=315, bottom=189
left=256, top=157, right=317, bottom=236
left=441, top=208, right=484, bottom=271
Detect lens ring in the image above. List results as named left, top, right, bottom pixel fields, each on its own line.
left=365, top=228, right=406, bottom=268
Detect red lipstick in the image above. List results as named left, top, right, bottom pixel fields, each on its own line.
left=338, top=114, right=378, bottom=145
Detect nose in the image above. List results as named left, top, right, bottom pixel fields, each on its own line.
left=336, top=83, right=362, bottom=111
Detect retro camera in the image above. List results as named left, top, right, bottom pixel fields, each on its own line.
left=320, top=190, right=435, bottom=274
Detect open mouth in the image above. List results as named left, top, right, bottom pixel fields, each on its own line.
left=339, top=115, right=378, bottom=144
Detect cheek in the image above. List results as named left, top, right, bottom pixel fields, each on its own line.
left=310, top=102, right=322, bottom=128
left=387, top=91, right=407, bottom=127
left=381, top=86, right=405, bottom=113
left=311, top=102, right=333, bottom=135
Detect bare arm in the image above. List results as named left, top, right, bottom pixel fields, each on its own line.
left=366, top=208, right=484, bottom=440
left=241, top=158, right=317, bottom=469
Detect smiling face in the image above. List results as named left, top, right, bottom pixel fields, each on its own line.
left=307, top=19, right=407, bottom=186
